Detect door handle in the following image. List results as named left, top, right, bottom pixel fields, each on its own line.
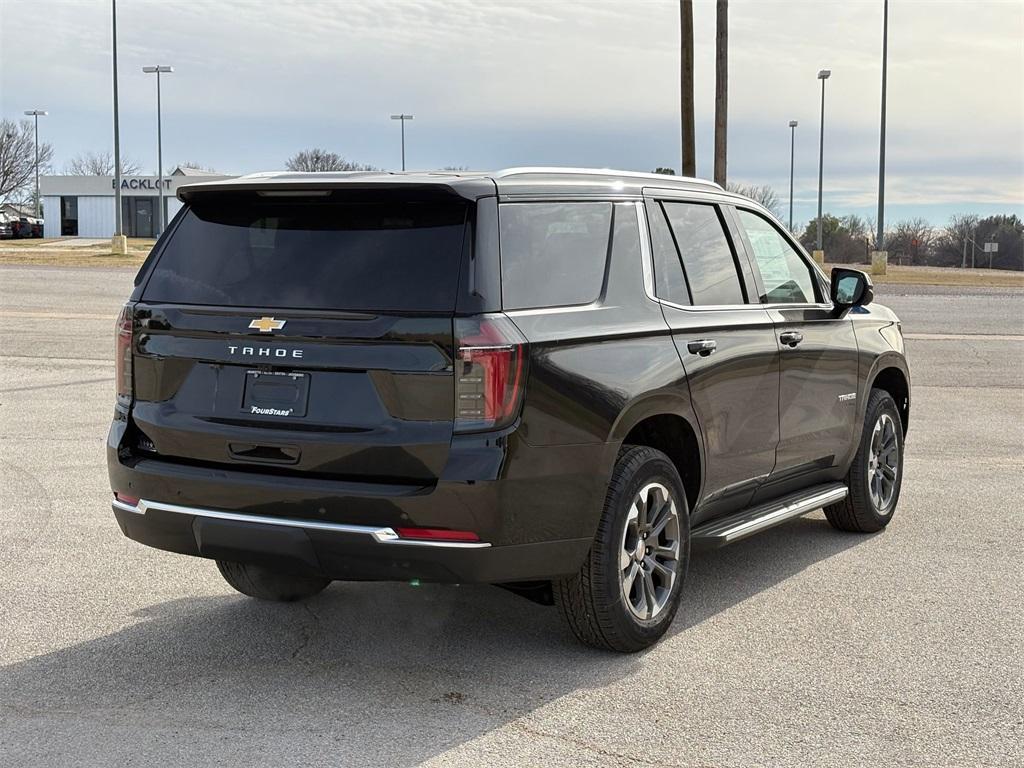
left=687, top=339, right=717, bottom=357
left=779, top=331, right=804, bottom=348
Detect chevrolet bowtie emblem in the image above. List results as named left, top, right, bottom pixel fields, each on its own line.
left=248, top=316, right=286, bottom=333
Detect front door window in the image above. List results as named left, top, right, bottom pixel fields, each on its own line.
left=736, top=209, right=817, bottom=304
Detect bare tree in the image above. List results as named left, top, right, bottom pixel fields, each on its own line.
left=0, top=119, right=54, bottom=201
left=841, top=214, right=869, bottom=241
left=64, top=151, right=140, bottom=176
left=887, top=217, right=934, bottom=264
left=940, top=213, right=981, bottom=266
left=726, top=182, right=781, bottom=219
left=285, top=149, right=375, bottom=172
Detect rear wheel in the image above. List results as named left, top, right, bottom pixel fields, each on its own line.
left=554, top=445, right=690, bottom=653
left=825, top=388, right=904, bottom=533
left=216, top=560, right=330, bottom=602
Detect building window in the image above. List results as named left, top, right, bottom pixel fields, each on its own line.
left=60, top=196, right=78, bottom=236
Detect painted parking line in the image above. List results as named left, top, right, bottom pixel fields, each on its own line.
left=0, top=310, right=114, bottom=320
left=903, top=333, right=1024, bottom=341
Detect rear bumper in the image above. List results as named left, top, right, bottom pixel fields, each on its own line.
left=108, top=418, right=612, bottom=583
left=111, top=497, right=591, bottom=583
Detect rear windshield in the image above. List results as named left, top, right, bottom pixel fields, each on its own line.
left=142, top=198, right=468, bottom=312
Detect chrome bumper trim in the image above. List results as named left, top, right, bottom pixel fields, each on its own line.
left=113, top=497, right=491, bottom=549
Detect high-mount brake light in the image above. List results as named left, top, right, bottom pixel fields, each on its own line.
left=454, top=314, right=527, bottom=433
left=115, top=304, right=133, bottom=403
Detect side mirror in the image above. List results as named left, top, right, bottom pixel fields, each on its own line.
left=830, top=268, right=873, bottom=316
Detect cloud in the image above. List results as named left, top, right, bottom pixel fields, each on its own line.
left=1, top=0, right=1021, bottom=222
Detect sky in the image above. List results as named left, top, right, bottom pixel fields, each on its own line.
left=1, top=0, right=1022, bottom=228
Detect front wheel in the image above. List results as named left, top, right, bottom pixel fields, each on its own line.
left=554, top=445, right=690, bottom=653
left=825, top=388, right=905, bottom=533
left=216, top=560, right=330, bottom=602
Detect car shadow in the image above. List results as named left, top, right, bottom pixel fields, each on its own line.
left=2, top=515, right=868, bottom=766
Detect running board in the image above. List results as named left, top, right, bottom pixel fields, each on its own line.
left=691, top=483, right=848, bottom=547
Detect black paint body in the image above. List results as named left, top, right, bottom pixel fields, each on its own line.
left=107, top=170, right=910, bottom=583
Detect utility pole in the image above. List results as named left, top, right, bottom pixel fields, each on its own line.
left=680, top=0, right=696, bottom=177
left=23, top=110, right=47, bottom=218
left=713, top=0, right=728, bottom=187
left=111, top=0, right=125, bottom=253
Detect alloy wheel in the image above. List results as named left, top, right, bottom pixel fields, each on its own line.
left=619, top=482, right=681, bottom=621
left=868, top=412, right=899, bottom=512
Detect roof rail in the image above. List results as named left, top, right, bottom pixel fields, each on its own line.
left=492, top=166, right=723, bottom=190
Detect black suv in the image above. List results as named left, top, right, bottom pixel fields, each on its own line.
left=108, top=168, right=910, bottom=652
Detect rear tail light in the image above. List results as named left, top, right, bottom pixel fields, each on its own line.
left=454, top=314, right=527, bottom=433
left=115, top=303, right=133, bottom=404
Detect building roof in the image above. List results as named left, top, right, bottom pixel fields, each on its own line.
left=176, top=167, right=730, bottom=203
left=0, top=202, right=33, bottom=218
left=171, top=166, right=222, bottom=176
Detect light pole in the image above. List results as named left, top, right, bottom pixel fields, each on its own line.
left=390, top=114, right=413, bottom=171
left=815, top=69, right=831, bottom=252
left=112, top=0, right=124, bottom=246
left=876, top=0, right=889, bottom=251
left=143, top=65, right=173, bottom=236
left=788, top=120, right=797, bottom=232
left=23, top=110, right=47, bottom=218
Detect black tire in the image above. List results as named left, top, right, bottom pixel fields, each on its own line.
left=554, top=445, right=690, bottom=653
left=216, top=560, right=330, bottom=602
left=825, top=388, right=904, bottom=533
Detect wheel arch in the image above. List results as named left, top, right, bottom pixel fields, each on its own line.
left=609, top=395, right=704, bottom=513
left=869, top=362, right=911, bottom=435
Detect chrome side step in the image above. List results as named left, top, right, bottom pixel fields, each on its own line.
left=691, top=482, right=847, bottom=547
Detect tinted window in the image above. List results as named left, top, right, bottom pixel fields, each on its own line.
left=663, top=202, right=745, bottom=306
left=737, top=209, right=817, bottom=304
left=648, top=202, right=690, bottom=305
left=611, top=202, right=642, bottom=274
left=499, top=202, right=612, bottom=310
left=143, top=199, right=467, bottom=312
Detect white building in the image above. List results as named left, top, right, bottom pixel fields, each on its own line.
left=40, top=167, right=235, bottom=238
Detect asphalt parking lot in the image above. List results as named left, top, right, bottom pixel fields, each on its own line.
left=1, top=265, right=1021, bottom=767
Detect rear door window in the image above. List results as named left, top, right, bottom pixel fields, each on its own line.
left=142, top=198, right=468, bottom=312
left=662, top=202, right=746, bottom=306
left=735, top=208, right=818, bottom=304
left=648, top=201, right=691, bottom=305
left=499, top=202, right=612, bottom=310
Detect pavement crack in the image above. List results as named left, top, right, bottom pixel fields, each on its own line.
left=507, top=720, right=711, bottom=768
left=290, top=603, right=321, bottom=662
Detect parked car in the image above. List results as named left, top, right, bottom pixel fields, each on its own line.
left=29, top=217, right=43, bottom=237
left=12, top=216, right=36, bottom=238
left=107, top=168, right=910, bottom=651
left=0, top=214, right=12, bottom=239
